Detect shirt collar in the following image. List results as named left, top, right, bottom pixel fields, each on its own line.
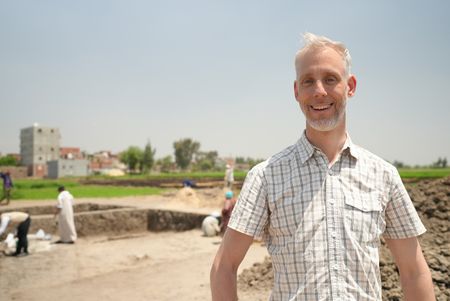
left=342, top=134, right=360, bottom=160
left=297, top=131, right=360, bottom=164
left=297, top=132, right=315, bottom=164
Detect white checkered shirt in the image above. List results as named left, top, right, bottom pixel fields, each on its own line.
left=229, top=133, right=426, bottom=301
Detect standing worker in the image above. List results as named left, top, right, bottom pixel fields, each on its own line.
left=220, top=191, right=236, bottom=236
left=0, top=211, right=31, bottom=256
left=224, top=164, right=234, bottom=189
left=0, top=171, right=13, bottom=205
left=54, top=186, right=77, bottom=244
left=211, top=33, right=435, bottom=300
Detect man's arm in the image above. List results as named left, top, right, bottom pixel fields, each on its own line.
left=210, top=228, right=254, bottom=301
left=385, top=237, right=435, bottom=301
left=0, top=216, right=10, bottom=236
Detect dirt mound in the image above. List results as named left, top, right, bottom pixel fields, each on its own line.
left=169, top=187, right=234, bottom=209
left=175, top=187, right=202, bottom=206
left=238, top=256, right=273, bottom=294
left=237, top=177, right=450, bottom=300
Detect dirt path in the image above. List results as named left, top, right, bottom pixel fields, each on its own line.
left=1, top=230, right=268, bottom=301
left=0, top=188, right=270, bottom=301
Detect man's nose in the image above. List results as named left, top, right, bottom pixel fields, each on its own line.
left=313, top=80, right=327, bottom=97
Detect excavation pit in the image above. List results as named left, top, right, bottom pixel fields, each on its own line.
left=0, top=203, right=209, bottom=238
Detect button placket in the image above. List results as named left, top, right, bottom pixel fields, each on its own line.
left=327, top=170, right=346, bottom=300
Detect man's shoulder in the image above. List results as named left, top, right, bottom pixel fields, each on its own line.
left=353, top=144, right=397, bottom=173
left=250, top=143, right=299, bottom=174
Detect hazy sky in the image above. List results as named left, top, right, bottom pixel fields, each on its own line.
left=1, top=1, right=449, bottom=166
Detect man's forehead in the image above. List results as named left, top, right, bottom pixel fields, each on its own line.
left=298, top=47, right=346, bottom=75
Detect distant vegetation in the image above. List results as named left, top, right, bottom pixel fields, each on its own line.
left=0, top=155, right=18, bottom=166
left=398, top=168, right=450, bottom=179
left=8, top=167, right=450, bottom=201
left=12, top=179, right=164, bottom=200
left=87, top=171, right=248, bottom=181
left=119, top=138, right=265, bottom=174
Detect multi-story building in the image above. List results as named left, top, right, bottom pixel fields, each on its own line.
left=20, top=124, right=61, bottom=177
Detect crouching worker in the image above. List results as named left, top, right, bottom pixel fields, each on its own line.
left=202, top=212, right=221, bottom=237
left=0, top=211, right=31, bottom=256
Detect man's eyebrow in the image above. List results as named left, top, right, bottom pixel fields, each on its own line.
left=298, top=73, right=313, bottom=80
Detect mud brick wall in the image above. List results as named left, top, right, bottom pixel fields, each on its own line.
left=147, top=209, right=207, bottom=231
left=2, top=205, right=209, bottom=239
left=75, top=209, right=149, bottom=237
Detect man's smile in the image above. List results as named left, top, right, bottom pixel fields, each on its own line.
left=311, top=103, right=334, bottom=111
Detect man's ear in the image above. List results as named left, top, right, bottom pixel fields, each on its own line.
left=347, top=75, right=357, bottom=97
left=294, top=80, right=299, bottom=99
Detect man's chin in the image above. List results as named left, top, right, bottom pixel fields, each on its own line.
left=307, top=120, right=338, bottom=132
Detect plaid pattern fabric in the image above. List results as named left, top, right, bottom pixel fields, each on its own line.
left=229, top=133, right=426, bottom=301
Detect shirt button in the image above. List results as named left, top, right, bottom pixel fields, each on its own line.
left=333, top=264, right=339, bottom=270
left=331, top=231, right=337, bottom=238
left=328, top=170, right=334, bottom=176
left=329, top=198, right=335, bottom=205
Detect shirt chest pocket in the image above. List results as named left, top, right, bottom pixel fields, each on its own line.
left=344, top=194, right=383, bottom=244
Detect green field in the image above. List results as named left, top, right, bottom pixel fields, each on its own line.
left=6, top=168, right=449, bottom=201
left=11, top=179, right=164, bottom=200
left=398, top=168, right=450, bottom=179
left=86, top=171, right=248, bottom=181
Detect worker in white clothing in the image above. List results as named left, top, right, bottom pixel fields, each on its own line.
left=0, top=211, right=31, bottom=256
left=202, top=213, right=221, bottom=237
left=54, top=186, right=77, bottom=244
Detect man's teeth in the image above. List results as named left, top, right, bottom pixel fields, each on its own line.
left=312, top=104, right=331, bottom=110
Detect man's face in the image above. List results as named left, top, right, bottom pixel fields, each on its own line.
left=294, top=47, right=356, bottom=132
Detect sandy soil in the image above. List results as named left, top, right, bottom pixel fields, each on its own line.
left=0, top=230, right=267, bottom=301
left=0, top=187, right=269, bottom=301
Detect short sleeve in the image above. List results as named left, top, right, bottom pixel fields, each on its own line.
left=383, top=169, right=426, bottom=239
left=228, top=163, right=269, bottom=240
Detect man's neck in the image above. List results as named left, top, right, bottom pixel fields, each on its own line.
left=305, top=122, right=347, bottom=166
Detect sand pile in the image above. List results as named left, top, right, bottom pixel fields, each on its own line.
left=237, top=177, right=450, bottom=300
left=175, top=187, right=202, bottom=206
left=172, top=187, right=234, bottom=209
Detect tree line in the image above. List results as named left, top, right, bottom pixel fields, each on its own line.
left=119, top=138, right=251, bottom=174
left=392, top=157, right=448, bottom=169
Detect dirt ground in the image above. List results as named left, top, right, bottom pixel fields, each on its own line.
left=1, top=178, right=449, bottom=301
left=0, top=187, right=268, bottom=301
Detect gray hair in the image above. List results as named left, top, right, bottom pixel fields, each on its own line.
left=295, top=32, right=352, bottom=79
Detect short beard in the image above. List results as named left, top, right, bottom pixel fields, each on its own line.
left=305, top=98, right=347, bottom=132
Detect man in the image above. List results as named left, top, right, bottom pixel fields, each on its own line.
left=0, top=171, right=13, bottom=205
left=220, top=191, right=236, bottom=236
left=210, top=33, right=435, bottom=300
left=224, top=164, right=234, bottom=189
left=0, top=211, right=31, bottom=256
left=54, top=186, right=77, bottom=243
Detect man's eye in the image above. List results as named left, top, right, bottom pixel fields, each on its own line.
left=325, top=77, right=337, bottom=84
left=302, top=79, right=313, bottom=86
